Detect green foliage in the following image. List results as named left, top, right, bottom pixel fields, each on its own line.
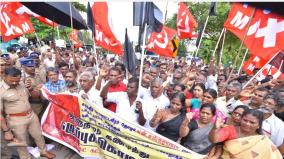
left=72, top=2, right=87, bottom=12
left=165, top=2, right=248, bottom=68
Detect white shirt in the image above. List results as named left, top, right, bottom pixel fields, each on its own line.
left=215, top=96, right=244, bottom=117
left=79, top=86, right=103, bottom=108
left=206, top=75, right=218, bottom=92
left=106, top=92, right=138, bottom=123
left=43, top=58, right=55, bottom=68
left=262, top=114, right=284, bottom=147
left=141, top=92, right=170, bottom=131
left=138, top=86, right=149, bottom=99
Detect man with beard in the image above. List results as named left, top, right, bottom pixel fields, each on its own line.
left=257, top=94, right=284, bottom=156
left=44, top=67, right=66, bottom=93
left=0, top=67, right=55, bottom=159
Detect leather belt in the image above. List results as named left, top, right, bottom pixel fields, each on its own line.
left=8, top=109, right=32, bottom=117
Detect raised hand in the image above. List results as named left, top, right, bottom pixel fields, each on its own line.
left=25, top=78, right=33, bottom=91
left=214, top=116, right=223, bottom=129
left=185, top=112, right=194, bottom=121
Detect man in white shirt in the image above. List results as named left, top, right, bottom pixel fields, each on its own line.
left=43, top=51, right=56, bottom=68
left=79, top=71, right=103, bottom=108
left=138, top=78, right=170, bottom=131
left=100, top=78, right=140, bottom=123
left=258, top=94, right=284, bottom=156
left=215, top=81, right=243, bottom=117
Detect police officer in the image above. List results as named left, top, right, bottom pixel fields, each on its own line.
left=0, top=67, right=55, bottom=159
left=20, top=57, right=46, bottom=119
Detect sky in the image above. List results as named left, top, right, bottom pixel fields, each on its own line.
left=81, top=1, right=178, bottom=43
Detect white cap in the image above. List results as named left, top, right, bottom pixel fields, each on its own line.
left=79, top=48, right=83, bottom=52
left=16, top=49, right=21, bottom=53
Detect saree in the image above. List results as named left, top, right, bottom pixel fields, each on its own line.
left=183, top=123, right=214, bottom=154
left=156, top=113, right=185, bottom=141
left=222, top=135, right=282, bottom=159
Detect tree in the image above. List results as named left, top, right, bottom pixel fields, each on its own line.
left=165, top=2, right=248, bottom=68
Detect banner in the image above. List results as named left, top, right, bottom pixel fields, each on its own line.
left=41, top=88, right=204, bottom=159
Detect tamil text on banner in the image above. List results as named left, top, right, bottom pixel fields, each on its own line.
left=41, top=88, right=204, bottom=159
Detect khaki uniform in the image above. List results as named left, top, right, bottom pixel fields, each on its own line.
left=36, top=64, right=47, bottom=83
left=0, top=80, right=17, bottom=159
left=22, top=71, right=45, bottom=117
left=0, top=81, right=48, bottom=159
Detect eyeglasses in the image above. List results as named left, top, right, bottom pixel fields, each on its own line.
left=232, top=111, right=242, bottom=117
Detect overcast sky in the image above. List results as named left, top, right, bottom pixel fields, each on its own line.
left=81, top=1, right=178, bottom=43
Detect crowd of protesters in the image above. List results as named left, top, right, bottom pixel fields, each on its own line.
left=1, top=42, right=284, bottom=159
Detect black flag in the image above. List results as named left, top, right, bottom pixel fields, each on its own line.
left=123, top=28, right=137, bottom=77
left=196, top=2, right=217, bottom=47
left=133, top=2, right=163, bottom=53
left=87, top=2, right=95, bottom=36
left=209, top=2, right=217, bottom=16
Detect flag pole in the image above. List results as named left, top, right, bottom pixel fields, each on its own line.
left=164, top=1, right=169, bottom=23
left=92, top=36, right=100, bottom=74
left=225, top=8, right=256, bottom=84
left=218, top=28, right=226, bottom=66
left=194, top=15, right=209, bottom=57
left=212, top=28, right=225, bottom=57
left=237, top=48, right=248, bottom=75
left=34, top=31, right=42, bottom=48
left=57, top=26, right=60, bottom=39
left=137, top=24, right=148, bottom=99
left=243, top=52, right=280, bottom=89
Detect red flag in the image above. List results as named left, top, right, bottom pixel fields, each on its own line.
left=224, top=3, right=284, bottom=60
left=0, top=2, right=34, bottom=42
left=15, top=2, right=58, bottom=27
left=257, top=51, right=284, bottom=80
left=147, top=27, right=178, bottom=58
left=91, top=2, right=123, bottom=55
left=243, top=52, right=284, bottom=79
left=177, top=2, right=197, bottom=39
left=69, top=30, right=83, bottom=48
left=243, top=55, right=266, bottom=75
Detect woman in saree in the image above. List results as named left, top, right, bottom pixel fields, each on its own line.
left=179, top=104, right=216, bottom=154
left=226, top=105, right=249, bottom=126
left=208, top=109, right=282, bottom=159
left=149, top=93, right=186, bottom=141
